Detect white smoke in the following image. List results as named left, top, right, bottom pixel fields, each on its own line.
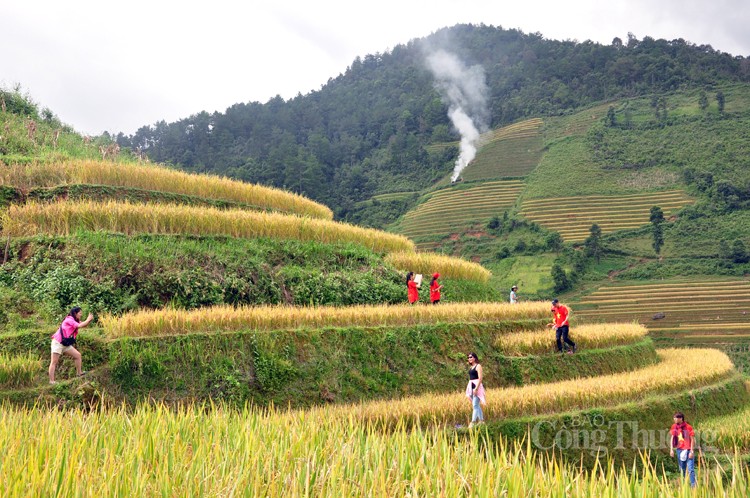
left=425, top=50, right=488, bottom=182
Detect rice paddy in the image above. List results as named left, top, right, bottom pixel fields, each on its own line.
left=2, top=200, right=415, bottom=254
left=0, top=159, right=334, bottom=219
left=574, top=279, right=750, bottom=336
left=101, top=301, right=551, bottom=338
left=519, top=190, right=694, bottom=241
left=396, top=180, right=523, bottom=243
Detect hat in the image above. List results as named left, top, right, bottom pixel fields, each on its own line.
left=511, top=285, right=518, bottom=290
left=551, top=299, right=559, bottom=305
left=432, top=273, right=440, bottom=278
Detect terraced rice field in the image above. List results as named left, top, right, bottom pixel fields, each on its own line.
left=395, top=180, right=523, bottom=244
left=459, top=118, right=544, bottom=180
left=519, top=190, right=694, bottom=241
left=574, top=279, right=750, bottom=337
left=545, top=103, right=613, bottom=139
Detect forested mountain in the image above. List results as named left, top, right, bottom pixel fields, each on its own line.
left=117, top=24, right=750, bottom=218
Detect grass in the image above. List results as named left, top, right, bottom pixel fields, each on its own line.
left=101, top=301, right=552, bottom=338
left=543, top=102, right=615, bottom=140
left=2, top=200, right=414, bottom=254
left=486, top=254, right=559, bottom=299
left=384, top=251, right=492, bottom=282
left=0, top=159, right=333, bottom=219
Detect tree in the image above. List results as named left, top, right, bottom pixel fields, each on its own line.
left=719, top=239, right=732, bottom=261
left=732, top=239, right=749, bottom=264
left=584, top=224, right=603, bottom=263
left=650, top=96, right=660, bottom=120
left=698, top=90, right=708, bottom=111
left=716, top=91, right=725, bottom=113
left=650, top=206, right=665, bottom=255
left=606, top=105, right=616, bottom=127
left=545, top=232, right=564, bottom=253
left=551, top=263, right=570, bottom=293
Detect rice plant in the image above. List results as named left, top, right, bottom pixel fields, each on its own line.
left=0, top=392, right=747, bottom=496
left=2, top=200, right=414, bottom=253
left=0, top=353, right=39, bottom=388
left=0, top=159, right=334, bottom=219
left=385, top=251, right=492, bottom=282
left=102, top=301, right=551, bottom=338
left=496, top=323, right=648, bottom=356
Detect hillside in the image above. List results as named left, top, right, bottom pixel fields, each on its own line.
left=116, top=25, right=750, bottom=220
left=3, top=47, right=750, bottom=496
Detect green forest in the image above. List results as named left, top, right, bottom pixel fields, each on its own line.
left=115, top=24, right=750, bottom=221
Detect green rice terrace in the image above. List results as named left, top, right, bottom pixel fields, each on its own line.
left=457, top=118, right=544, bottom=180
left=573, top=279, right=750, bottom=340
left=519, top=190, right=695, bottom=241
left=393, top=179, right=524, bottom=249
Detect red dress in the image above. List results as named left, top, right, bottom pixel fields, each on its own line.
left=430, top=280, right=441, bottom=302
left=407, top=280, right=419, bottom=304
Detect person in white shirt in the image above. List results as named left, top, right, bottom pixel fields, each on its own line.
left=510, top=285, right=519, bottom=304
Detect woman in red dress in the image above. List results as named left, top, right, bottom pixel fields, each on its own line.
left=406, top=271, right=420, bottom=304
left=429, top=273, right=443, bottom=304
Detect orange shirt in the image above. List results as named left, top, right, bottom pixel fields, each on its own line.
left=407, top=280, right=419, bottom=304
left=553, top=305, right=569, bottom=327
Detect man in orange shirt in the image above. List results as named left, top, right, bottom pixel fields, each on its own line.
left=547, top=299, right=577, bottom=354
left=670, top=412, right=696, bottom=487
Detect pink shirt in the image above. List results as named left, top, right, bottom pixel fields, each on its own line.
left=52, top=316, right=80, bottom=342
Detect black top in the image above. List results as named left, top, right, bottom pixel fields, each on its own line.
left=469, top=365, right=479, bottom=380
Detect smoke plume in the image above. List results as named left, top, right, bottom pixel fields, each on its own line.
left=425, top=50, right=488, bottom=182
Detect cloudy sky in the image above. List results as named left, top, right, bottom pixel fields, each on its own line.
left=2, top=0, right=748, bottom=136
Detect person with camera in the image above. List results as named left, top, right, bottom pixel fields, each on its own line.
left=48, top=306, right=93, bottom=384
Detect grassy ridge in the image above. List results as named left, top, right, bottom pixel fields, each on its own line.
left=20, top=184, right=277, bottom=211
left=0, top=233, right=418, bottom=318
left=0, top=322, right=656, bottom=408
left=311, top=348, right=733, bottom=429
left=699, top=384, right=750, bottom=452
left=0, top=160, right=334, bottom=219
left=101, top=324, right=657, bottom=407
left=3, top=200, right=414, bottom=253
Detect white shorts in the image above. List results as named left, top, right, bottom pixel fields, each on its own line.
left=51, top=340, right=74, bottom=355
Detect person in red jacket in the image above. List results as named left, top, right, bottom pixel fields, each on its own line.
left=429, top=273, right=443, bottom=304
left=406, top=271, right=420, bottom=304
left=547, top=299, right=577, bottom=353
left=670, top=412, right=696, bottom=487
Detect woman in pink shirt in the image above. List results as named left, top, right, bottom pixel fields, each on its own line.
left=48, top=306, right=94, bottom=384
